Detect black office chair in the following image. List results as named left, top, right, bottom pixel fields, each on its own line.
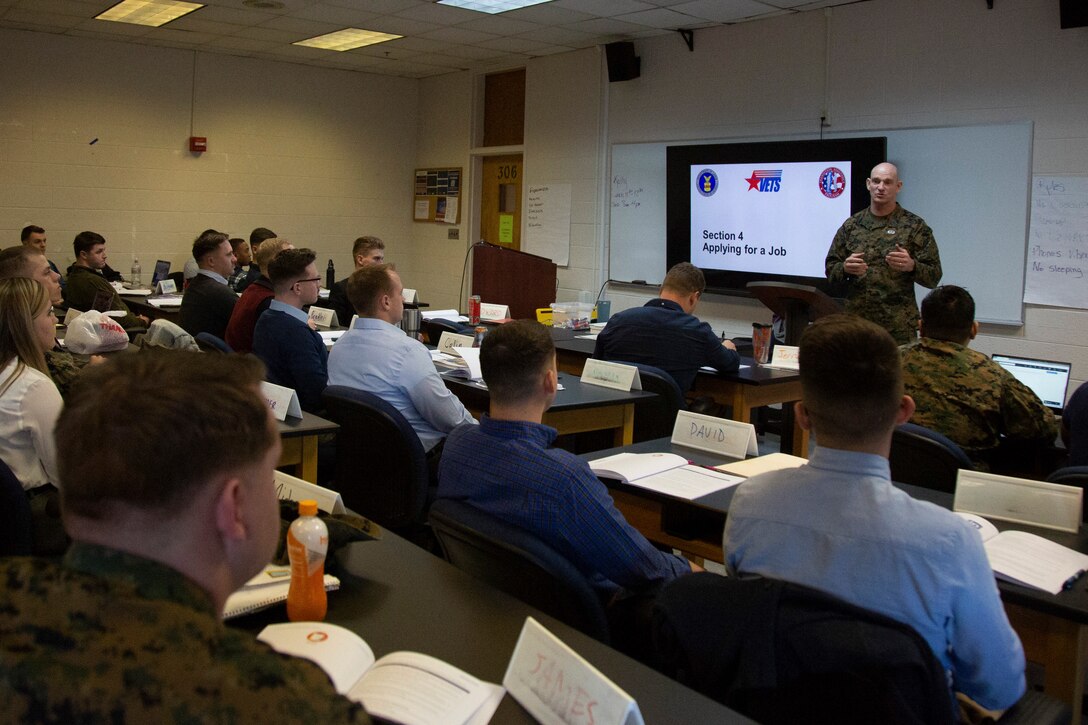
left=322, top=386, right=430, bottom=533
left=1047, top=466, right=1088, bottom=522
left=0, top=458, right=33, bottom=556
left=889, top=422, right=974, bottom=493
left=653, top=573, right=1069, bottom=725
left=620, top=362, right=685, bottom=443
left=421, top=318, right=469, bottom=345
left=428, top=498, right=611, bottom=645
left=195, top=332, right=233, bottom=354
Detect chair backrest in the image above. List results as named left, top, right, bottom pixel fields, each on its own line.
left=889, top=422, right=974, bottom=493
left=653, top=573, right=956, bottom=725
left=428, top=498, right=611, bottom=644
left=621, top=362, right=685, bottom=443
left=0, top=458, right=33, bottom=556
left=1047, top=466, right=1088, bottom=522
left=195, top=332, right=233, bottom=354
left=321, top=386, right=430, bottom=530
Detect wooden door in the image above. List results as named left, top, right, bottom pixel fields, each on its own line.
left=480, top=154, right=522, bottom=250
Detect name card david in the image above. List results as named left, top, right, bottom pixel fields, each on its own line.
left=479, top=303, right=510, bottom=321
left=581, top=359, right=641, bottom=392
left=260, top=381, right=302, bottom=421
left=672, top=410, right=758, bottom=458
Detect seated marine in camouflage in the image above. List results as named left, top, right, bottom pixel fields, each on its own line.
left=900, top=285, right=1058, bottom=468
left=0, top=352, right=373, bottom=724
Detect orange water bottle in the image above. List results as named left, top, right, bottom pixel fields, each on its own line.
left=286, top=499, right=329, bottom=622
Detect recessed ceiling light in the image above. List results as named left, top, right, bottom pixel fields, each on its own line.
left=294, top=28, right=402, bottom=52
left=95, top=0, right=203, bottom=27
left=437, top=0, right=553, bottom=13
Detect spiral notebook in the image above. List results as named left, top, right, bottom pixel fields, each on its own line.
left=223, top=565, right=340, bottom=619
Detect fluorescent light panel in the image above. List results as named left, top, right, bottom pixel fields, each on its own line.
left=294, top=28, right=402, bottom=51
left=96, top=0, right=203, bottom=27
left=437, top=0, right=553, bottom=14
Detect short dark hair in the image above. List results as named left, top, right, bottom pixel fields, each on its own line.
left=481, top=320, right=555, bottom=405
left=267, top=248, right=317, bottom=292
left=661, top=262, right=705, bottom=296
left=57, top=350, right=276, bottom=519
left=250, top=227, right=277, bottom=248
left=0, top=246, right=42, bottom=279
left=920, top=285, right=975, bottom=343
left=20, top=225, right=44, bottom=242
left=346, top=263, right=397, bottom=317
left=352, top=236, right=385, bottom=257
left=799, top=314, right=902, bottom=440
left=73, top=230, right=106, bottom=258
left=229, top=237, right=247, bottom=252
left=192, top=229, right=229, bottom=261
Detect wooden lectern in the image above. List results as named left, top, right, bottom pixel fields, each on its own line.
left=471, top=243, right=557, bottom=321
left=746, top=281, right=842, bottom=345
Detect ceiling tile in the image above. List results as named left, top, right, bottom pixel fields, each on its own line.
left=561, top=16, right=647, bottom=35
left=452, top=14, right=541, bottom=36
left=324, top=0, right=420, bottom=14
left=476, top=36, right=558, bottom=53
left=358, top=14, right=441, bottom=36
left=671, top=0, right=781, bottom=23
left=232, top=25, right=307, bottom=43
left=260, top=16, right=343, bottom=36
left=615, top=7, right=702, bottom=28
left=3, top=8, right=84, bottom=29
left=515, top=24, right=596, bottom=45
left=551, top=0, right=656, bottom=18
left=184, top=5, right=278, bottom=26
left=502, top=4, right=595, bottom=24
left=416, top=25, right=499, bottom=44
left=289, top=4, right=380, bottom=26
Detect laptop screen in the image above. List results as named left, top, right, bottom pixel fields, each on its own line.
left=991, top=354, right=1072, bottom=413
left=150, top=260, right=171, bottom=288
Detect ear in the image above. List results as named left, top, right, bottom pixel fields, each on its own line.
left=543, top=366, right=558, bottom=396
left=214, top=477, right=248, bottom=543
left=794, top=400, right=813, bottom=431
left=969, top=320, right=979, bottom=340
left=895, top=395, right=915, bottom=426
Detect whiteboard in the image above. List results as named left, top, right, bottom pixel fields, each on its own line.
left=609, top=122, right=1032, bottom=325
left=1024, top=176, right=1088, bottom=310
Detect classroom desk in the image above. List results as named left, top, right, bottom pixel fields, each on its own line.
left=551, top=330, right=808, bottom=457
left=583, top=438, right=1088, bottom=719
left=126, top=296, right=182, bottom=323
left=290, top=531, right=752, bottom=723
left=441, top=371, right=657, bottom=447
left=277, top=412, right=338, bottom=483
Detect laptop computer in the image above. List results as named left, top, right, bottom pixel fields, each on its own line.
left=991, top=354, right=1072, bottom=415
left=150, top=259, right=171, bottom=288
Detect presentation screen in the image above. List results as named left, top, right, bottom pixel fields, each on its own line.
left=666, top=137, right=886, bottom=295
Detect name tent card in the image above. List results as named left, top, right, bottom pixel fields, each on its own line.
left=672, top=410, right=758, bottom=458
left=437, top=331, right=474, bottom=354
left=307, top=306, right=339, bottom=329
left=581, top=359, right=642, bottom=392
left=274, top=470, right=345, bottom=514
left=767, top=344, right=800, bottom=370
left=479, top=303, right=510, bottom=322
left=504, top=617, right=644, bottom=725
left=954, top=470, right=1082, bottom=533
left=261, top=381, right=302, bottom=421
left=402, top=288, right=418, bottom=304
left=62, top=307, right=83, bottom=327
left=155, top=278, right=178, bottom=295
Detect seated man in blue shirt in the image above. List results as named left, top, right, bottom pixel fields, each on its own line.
left=593, top=262, right=739, bottom=394
left=438, top=320, right=700, bottom=659
left=328, top=263, right=475, bottom=472
left=724, top=314, right=1025, bottom=715
left=252, top=248, right=328, bottom=414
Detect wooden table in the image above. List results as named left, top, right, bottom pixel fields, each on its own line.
left=552, top=331, right=809, bottom=457
left=277, top=412, right=338, bottom=482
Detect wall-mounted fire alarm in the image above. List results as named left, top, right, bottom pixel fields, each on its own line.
left=189, top=136, right=207, bottom=153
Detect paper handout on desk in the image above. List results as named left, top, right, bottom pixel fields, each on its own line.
left=258, top=622, right=504, bottom=725
left=223, top=565, right=340, bottom=619
left=589, top=452, right=743, bottom=500
left=716, top=452, right=808, bottom=477
left=956, top=513, right=1088, bottom=595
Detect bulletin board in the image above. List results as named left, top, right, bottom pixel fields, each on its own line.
left=413, top=167, right=462, bottom=224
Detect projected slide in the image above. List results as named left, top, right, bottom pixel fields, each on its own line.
left=689, top=161, right=851, bottom=278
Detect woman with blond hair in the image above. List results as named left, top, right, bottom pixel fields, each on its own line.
left=0, top=277, right=62, bottom=492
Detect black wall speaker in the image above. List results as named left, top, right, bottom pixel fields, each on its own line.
left=605, top=41, right=640, bottom=82
left=1061, top=0, right=1088, bottom=28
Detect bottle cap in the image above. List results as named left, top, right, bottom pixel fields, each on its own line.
left=298, top=499, right=318, bottom=516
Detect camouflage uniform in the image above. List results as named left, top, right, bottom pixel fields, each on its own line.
left=45, top=347, right=89, bottom=400
left=900, top=337, right=1058, bottom=466
left=0, top=543, right=372, bottom=725
left=826, top=204, right=942, bottom=345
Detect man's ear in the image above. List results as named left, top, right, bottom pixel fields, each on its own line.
left=795, top=400, right=813, bottom=431
left=542, top=366, right=558, bottom=397
left=896, top=394, right=916, bottom=426
left=214, top=477, right=247, bottom=543
left=969, top=320, right=979, bottom=340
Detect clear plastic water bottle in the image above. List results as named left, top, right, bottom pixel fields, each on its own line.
left=286, top=499, right=328, bottom=622
left=130, top=257, right=141, bottom=288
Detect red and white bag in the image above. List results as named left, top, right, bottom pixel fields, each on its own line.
left=65, top=311, right=129, bottom=353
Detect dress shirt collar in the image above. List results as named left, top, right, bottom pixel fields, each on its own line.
left=806, top=445, right=892, bottom=482
left=197, top=268, right=228, bottom=285
left=351, top=316, right=400, bottom=334
left=63, top=541, right=216, bottom=616
left=643, top=298, right=683, bottom=312
left=478, top=415, right=558, bottom=446
left=268, top=299, right=309, bottom=324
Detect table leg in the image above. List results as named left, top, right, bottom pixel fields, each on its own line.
left=1005, top=601, right=1086, bottom=721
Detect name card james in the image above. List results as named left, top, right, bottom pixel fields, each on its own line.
left=672, top=410, right=758, bottom=458
left=504, top=617, right=644, bottom=725
left=261, top=381, right=302, bottom=421
left=581, top=359, right=642, bottom=392
left=307, top=306, right=339, bottom=329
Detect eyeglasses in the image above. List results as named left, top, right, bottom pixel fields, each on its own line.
left=295, top=277, right=322, bottom=285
